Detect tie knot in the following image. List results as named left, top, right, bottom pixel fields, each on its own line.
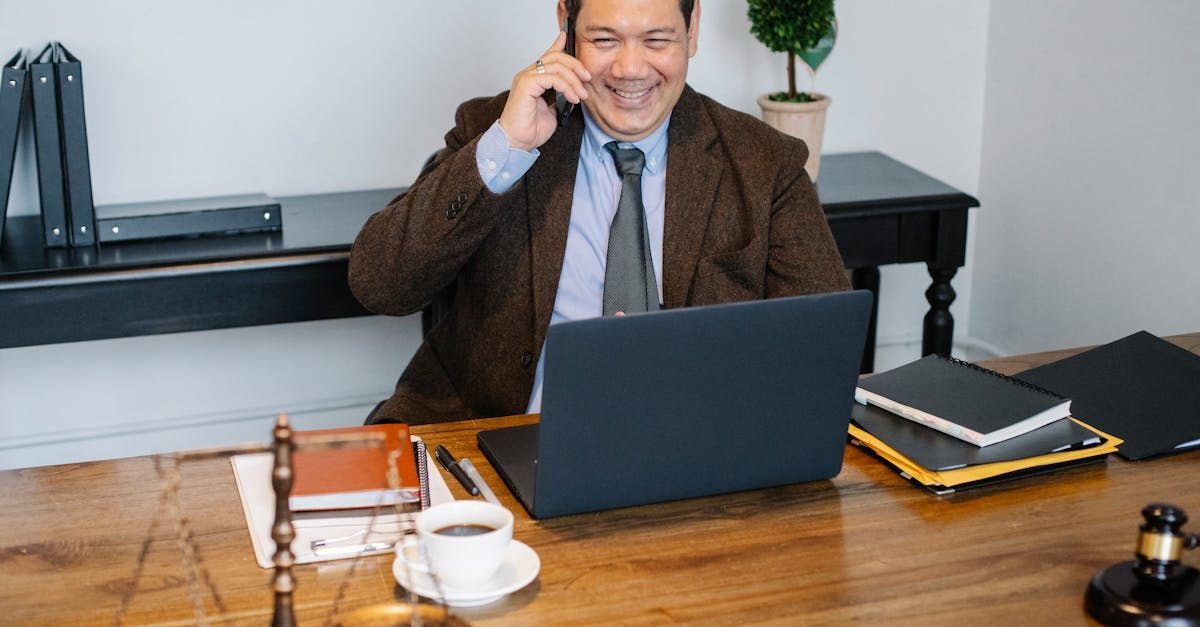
left=605, top=142, right=645, bottom=177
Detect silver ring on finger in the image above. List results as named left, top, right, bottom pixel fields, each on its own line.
left=535, top=59, right=546, bottom=74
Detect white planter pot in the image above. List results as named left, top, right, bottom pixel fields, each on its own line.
left=757, top=93, right=831, bottom=181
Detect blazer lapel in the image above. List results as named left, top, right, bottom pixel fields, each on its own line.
left=663, top=86, right=724, bottom=308
left=526, top=110, right=584, bottom=347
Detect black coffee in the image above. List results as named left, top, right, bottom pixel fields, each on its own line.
left=433, top=523, right=496, bottom=537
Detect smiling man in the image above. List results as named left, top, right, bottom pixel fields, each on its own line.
left=350, top=0, right=850, bottom=424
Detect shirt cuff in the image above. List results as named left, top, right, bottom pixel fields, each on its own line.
left=476, top=121, right=539, bottom=194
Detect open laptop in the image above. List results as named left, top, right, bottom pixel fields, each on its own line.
left=476, top=290, right=872, bottom=519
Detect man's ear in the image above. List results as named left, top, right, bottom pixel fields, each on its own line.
left=687, top=0, right=701, bottom=58
left=557, top=0, right=568, bottom=30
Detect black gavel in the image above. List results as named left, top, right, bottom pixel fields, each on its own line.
left=1085, top=503, right=1200, bottom=625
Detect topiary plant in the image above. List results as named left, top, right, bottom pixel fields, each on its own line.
left=747, top=0, right=837, bottom=103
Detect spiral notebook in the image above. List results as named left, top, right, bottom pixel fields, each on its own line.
left=855, top=355, right=1072, bottom=447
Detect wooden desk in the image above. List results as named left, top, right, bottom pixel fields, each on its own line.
left=0, top=152, right=977, bottom=371
left=3, top=334, right=1197, bottom=624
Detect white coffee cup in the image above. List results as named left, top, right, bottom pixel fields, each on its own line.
left=396, top=500, right=514, bottom=589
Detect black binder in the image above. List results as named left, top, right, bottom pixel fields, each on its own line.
left=53, top=43, right=96, bottom=247
left=95, top=193, right=282, bottom=243
left=29, top=44, right=68, bottom=248
left=1, top=50, right=29, bottom=248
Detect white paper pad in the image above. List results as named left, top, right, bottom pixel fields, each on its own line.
left=231, top=436, right=453, bottom=568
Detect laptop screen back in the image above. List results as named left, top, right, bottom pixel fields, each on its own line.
left=524, top=290, right=871, bottom=518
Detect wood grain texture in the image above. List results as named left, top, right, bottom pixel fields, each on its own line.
left=2, top=333, right=1198, bottom=625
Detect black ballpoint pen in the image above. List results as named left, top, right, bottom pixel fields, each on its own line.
left=434, top=444, right=479, bottom=496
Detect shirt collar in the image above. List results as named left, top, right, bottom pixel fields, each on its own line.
left=581, top=106, right=670, bottom=176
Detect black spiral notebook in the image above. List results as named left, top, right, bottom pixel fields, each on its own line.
left=1014, top=331, right=1200, bottom=460
left=856, top=354, right=1072, bottom=446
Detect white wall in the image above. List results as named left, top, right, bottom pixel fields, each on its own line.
left=0, top=1, right=990, bottom=469
left=970, top=0, right=1200, bottom=355
left=693, top=1, right=991, bottom=363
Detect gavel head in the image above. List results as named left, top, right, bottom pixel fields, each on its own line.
left=1135, top=503, right=1191, bottom=583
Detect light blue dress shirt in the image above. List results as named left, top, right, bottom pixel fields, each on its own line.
left=475, top=107, right=669, bottom=413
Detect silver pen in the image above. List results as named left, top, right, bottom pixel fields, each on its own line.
left=457, top=457, right=501, bottom=506
left=310, top=540, right=396, bottom=558
left=309, top=522, right=413, bottom=558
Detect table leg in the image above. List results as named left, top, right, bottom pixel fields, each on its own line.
left=851, top=267, right=880, bottom=373
left=922, top=266, right=957, bottom=356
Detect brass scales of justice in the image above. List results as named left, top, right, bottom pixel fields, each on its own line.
left=112, top=414, right=470, bottom=626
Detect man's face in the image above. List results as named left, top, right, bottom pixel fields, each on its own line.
left=569, top=0, right=700, bottom=142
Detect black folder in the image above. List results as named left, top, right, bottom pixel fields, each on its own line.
left=851, top=402, right=1103, bottom=471
left=1015, top=331, right=1200, bottom=460
left=29, top=43, right=68, bottom=248
left=1, top=50, right=29, bottom=247
left=53, top=43, right=96, bottom=247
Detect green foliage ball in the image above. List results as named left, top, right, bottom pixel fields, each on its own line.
left=747, top=0, right=836, bottom=55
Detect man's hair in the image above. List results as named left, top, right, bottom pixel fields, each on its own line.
left=564, top=0, right=696, bottom=31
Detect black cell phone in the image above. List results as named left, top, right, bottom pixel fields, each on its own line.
left=555, top=17, right=576, bottom=127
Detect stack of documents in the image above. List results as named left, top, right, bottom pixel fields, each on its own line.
left=849, top=394, right=1122, bottom=495
left=231, top=437, right=452, bottom=568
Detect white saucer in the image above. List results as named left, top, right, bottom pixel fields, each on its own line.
left=392, top=540, right=540, bottom=607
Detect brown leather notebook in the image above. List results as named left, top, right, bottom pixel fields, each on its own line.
left=290, top=423, right=421, bottom=511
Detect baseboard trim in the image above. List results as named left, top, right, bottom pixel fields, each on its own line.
left=874, top=332, right=1007, bottom=360
left=2, top=335, right=1011, bottom=454
left=0, top=392, right=389, bottom=452
left=952, top=335, right=1009, bottom=360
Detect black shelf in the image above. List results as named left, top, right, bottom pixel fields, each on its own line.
left=0, top=153, right=978, bottom=359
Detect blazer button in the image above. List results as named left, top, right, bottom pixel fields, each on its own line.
left=446, top=201, right=461, bottom=219
left=456, top=191, right=469, bottom=203
left=520, top=351, right=533, bottom=368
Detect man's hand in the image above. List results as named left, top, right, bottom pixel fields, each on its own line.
left=498, top=32, right=591, bottom=152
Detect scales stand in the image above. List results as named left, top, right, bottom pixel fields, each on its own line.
left=114, top=414, right=468, bottom=626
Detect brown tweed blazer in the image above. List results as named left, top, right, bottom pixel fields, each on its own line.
left=349, top=85, right=850, bottom=425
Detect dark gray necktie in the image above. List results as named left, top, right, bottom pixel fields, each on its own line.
left=603, top=142, right=660, bottom=316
